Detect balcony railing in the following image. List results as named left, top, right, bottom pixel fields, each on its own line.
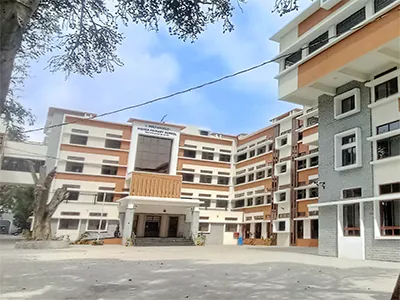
left=130, top=172, right=182, bottom=198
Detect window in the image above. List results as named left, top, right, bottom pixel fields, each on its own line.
left=67, top=191, right=79, bottom=201
left=380, top=182, right=400, bottom=195
left=106, top=133, right=122, bottom=139
left=336, top=8, right=366, bottom=36
left=225, top=224, right=237, bottom=232
left=298, top=132, right=303, bottom=141
left=280, top=138, right=287, bottom=146
left=234, top=200, right=245, bottom=208
left=278, top=221, right=286, bottom=231
left=219, top=154, right=230, bottom=162
left=135, top=135, right=172, bottom=173
left=249, top=150, right=255, bottom=158
left=237, top=153, right=247, bottom=162
left=280, top=164, right=287, bottom=174
left=334, top=88, right=362, bottom=120
left=199, top=223, right=210, bottom=232
left=69, top=135, right=88, bottom=145
left=377, top=135, right=400, bottom=160
left=104, top=139, right=121, bottom=149
left=216, top=200, right=228, bottom=209
left=311, top=219, right=319, bottom=239
left=60, top=212, right=80, bottom=216
left=308, top=31, right=328, bottom=54
left=375, top=0, right=396, bottom=12
left=71, top=128, right=89, bottom=134
left=266, top=195, right=272, bottom=204
left=101, top=165, right=118, bottom=175
left=202, top=152, right=214, bottom=161
left=257, top=146, right=266, bottom=155
left=97, top=192, right=114, bottom=202
left=217, top=177, right=229, bottom=185
left=199, top=130, right=209, bottom=136
left=310, top=188, right=319, bottom=198
left=235, top=176, right=246, bottom=185
left=284, top=50, right=302, bottom=69
left=256, top=170, right=265, bottom=180
left=297, top=189, right=306, bottom=200
left=342, top=187, right=362, bottom=199
left=335, top=128, right=361, bottom=171
left=343, top=203, right=360, bottom=236
left=255, top=196, right=264, bottom=205
left=58, top=219, right=79, bottom=230
left=247, top=198, right=254, bottom=206
left=182, top=173, right=194, bottom=182
left=341, top=96, right=355, bottom=114
left=380, top=200, right=400, bottom=236
left=298, top=160, right=306, bottom=170
left=68, top=156, right=85, bottom=161
left=375, top=77, right=398, bottom=101
left=66, top=162, right=84, bottom=173
left=267, top=169, right=272, bottom=177
left=87, top=219, right=107, bottom=231
left=248, top=173, right=254, bottom=182
left=183, top=149, right=196, bottom=158
left=200, top=199, right=211, bottom=208
left=297, top=220, right=304, bottom=239
left=279, top=193, right=286, bottom=202
left=377, top=120, right=400, bottom=135
left=1, top=157, right=44, bottom=173
left=310, top=156, right=319, bottom=167
left=307, top=116, right=319, bottom=127
left=200, top=175, right=212, bottom=184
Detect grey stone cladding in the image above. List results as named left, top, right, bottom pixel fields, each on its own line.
left=318, top=206, right=338, bottom=257
left=318, top=80, right=373, bottom=258
left=364, top=203, right=400, bottom=262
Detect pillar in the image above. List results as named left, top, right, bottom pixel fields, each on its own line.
left=160, top=215, right=169, bottom=237
left=190, top=207, right=200, bottom=238
left=122, top=204, right=135, bottom=245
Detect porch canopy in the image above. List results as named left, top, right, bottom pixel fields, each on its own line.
left=117, top=195, right=201, bottom=210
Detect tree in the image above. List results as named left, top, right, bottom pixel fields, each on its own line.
left=27, top=162, right=68, bottom=240
left=0, top=0, right=300, bottom=113
left=0, top=185, right=35, bottom=229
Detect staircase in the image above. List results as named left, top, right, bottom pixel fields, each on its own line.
left=134, top=237, right=194, bottom=247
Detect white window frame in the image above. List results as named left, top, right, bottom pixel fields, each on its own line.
left=333, top=88, right=361, bottom=120
left=57, top=218, right=81, bottom=231
left=86, top=219, right=108, bottom=232
left=334, top=127, right=362, bottom=171
left=272, top=219, right=290, bottom=233
left=275, top=134, right=291, bottom=150
left=274, top=161, right=289, bottom=176
left=198, top=222, right=211, bottom=233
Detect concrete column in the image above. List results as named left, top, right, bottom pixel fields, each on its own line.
left=177, top=215, right=185, bottom=237
left=190, top=207, right=200, bottom=238
left=137, top=214, right=146, bottom=237
left=160, top=215, right=169, bottom=237
left=122, top=204, right=135, bottom=245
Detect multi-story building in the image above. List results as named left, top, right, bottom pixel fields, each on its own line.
left=9, top=106, right=320, bottom=247
left=0, top=119, right=47, bottom=234
left=271, top=0, right=400, bottom=261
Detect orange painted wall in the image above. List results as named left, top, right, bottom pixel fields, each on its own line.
left=237, top=127, right=274, bottom=146
left=236, top=153, right=273, bottom=169
left=298, top=168, right=318, bottom=184
left=303, top=125, right=318, bottom=137
left=235, top=178, right=272, bottom=191
left=60, top=144, right=129, bottom=165
left=297, top=199, right=318, bottom=214
left=298, top=6, right=400, bottom=88
left=179, top=134, right=233, bottom=146
left=296, top=238, right=318, bottom=247
left=298, top=0, right=349, bottom=36
left=177, top=158, right=231, bottom=169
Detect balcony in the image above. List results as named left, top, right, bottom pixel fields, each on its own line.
left=130, top=172, right=182, bottom=198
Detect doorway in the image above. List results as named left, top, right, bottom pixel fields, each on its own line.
left=255, top=223, right=262, bottom=239
left=168, top=217, right=179, bottom=237
left=144, top=215, right=161, bottom=237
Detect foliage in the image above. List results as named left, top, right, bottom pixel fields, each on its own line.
left=0, top=185, right=35, bottom=229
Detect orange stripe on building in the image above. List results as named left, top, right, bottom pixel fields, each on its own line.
left=235, top=178, right=272, bottom=191
left=181, top=183, right=229, bottom=192
left=179, top=134, right=233, bottom=147
left=298, top=168, right=319, bottom=184
left=236, top=153, right=273, bottom=169
left=177, top=158, right=231, bottom=169
left=297, top=198, right=318, bottom=214
left=237, top=127, right=274, bottom=146
left=298, top=0, right=349, bottom=36
left=303, top=125, right=318, bottom=137
left=240, top=205, right=272, bottom=215
left=298, top=6, right=400, bottom=88
left=60, top=144, right=129, bottom=165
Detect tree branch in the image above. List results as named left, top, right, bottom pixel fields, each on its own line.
left=27, top=160, right=39, bottom=184
left=46, top=187, right=68, bottom=216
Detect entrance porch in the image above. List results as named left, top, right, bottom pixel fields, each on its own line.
left=118, top=196, right=201, bottom=245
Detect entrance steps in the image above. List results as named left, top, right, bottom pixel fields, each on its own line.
left=134, top=237, right=194, bottom=247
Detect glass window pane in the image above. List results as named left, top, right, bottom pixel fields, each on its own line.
left=134, top=135, right=172, bottom=173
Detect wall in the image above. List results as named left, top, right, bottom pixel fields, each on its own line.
left=45, top=111, right=64, bottom=170
left=318, top=206, right=338, bottom=256
left=206, top=223, right=224, bottom=245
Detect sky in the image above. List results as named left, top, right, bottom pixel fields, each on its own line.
left=20, top=0, right=311, bottom=141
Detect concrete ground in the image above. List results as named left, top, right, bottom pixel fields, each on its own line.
left=0, top=235, right=399, bottom=300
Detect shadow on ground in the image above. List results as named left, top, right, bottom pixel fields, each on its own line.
left=0, top=256, right=395, bottom=300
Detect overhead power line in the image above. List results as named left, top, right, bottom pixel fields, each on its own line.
left=22, top=15, right=383, bottom=135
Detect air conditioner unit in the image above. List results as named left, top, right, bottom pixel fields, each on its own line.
left=320, top=0, right=341, bottom=10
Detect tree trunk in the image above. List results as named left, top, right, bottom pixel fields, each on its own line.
left=0, top=0, right=41, bottom=113
left=392, top=273, right=400, bottom=300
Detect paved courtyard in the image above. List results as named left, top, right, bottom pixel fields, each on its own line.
left=0, top=236, right=399, bottom=300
